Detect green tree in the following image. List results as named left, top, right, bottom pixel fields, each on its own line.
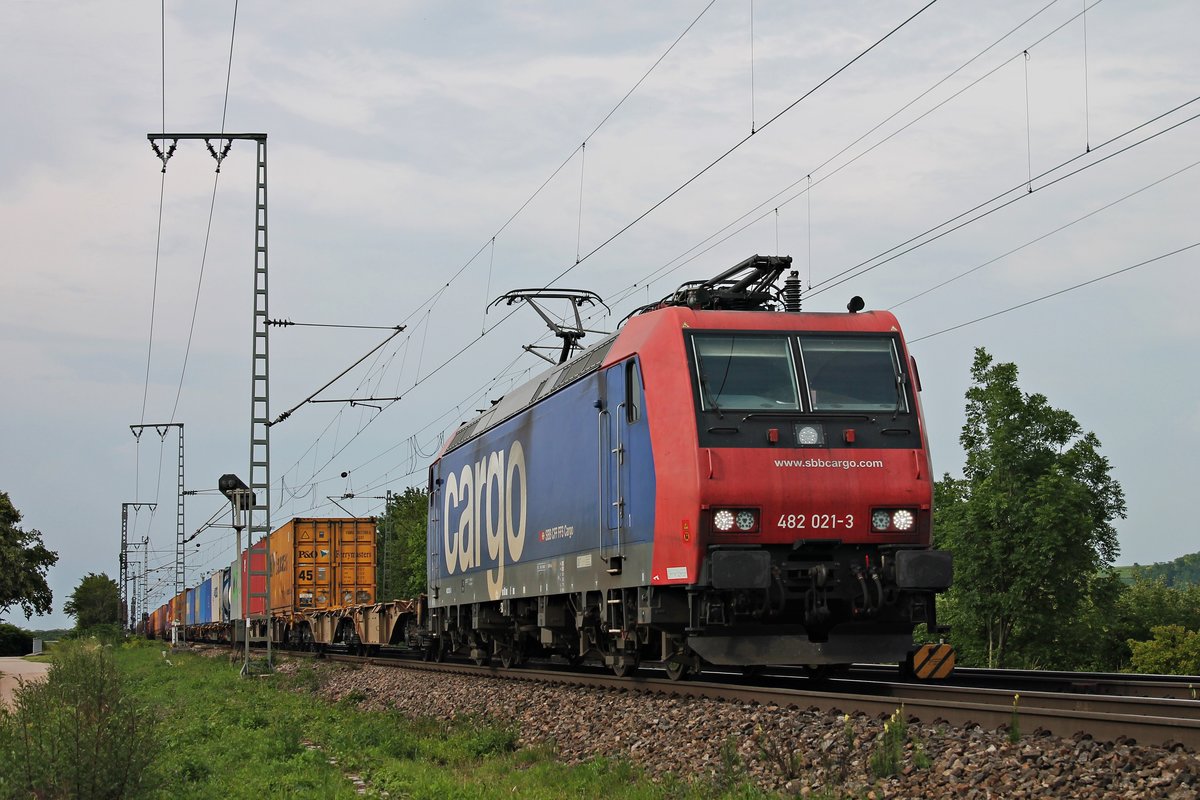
left=378, top=486, right=429, bottom=600
left=0, top=622, right=33, bottom=656
left=1127, top=625, right=1200, bottom=675
left=63, top=572, right=121, bottom=629
left=0, top=491, right=58, bottom=620
left=935, top=349, right=1126, bottom=668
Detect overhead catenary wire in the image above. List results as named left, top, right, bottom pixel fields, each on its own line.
left=807, top=97, right=1200, bottom=299
left=890, top=157, right=1200, bottom=311
left=167, top=0, right=240, bottom=424
left=138, top=0, right=171, bottom=500
left=534, top=0, right=941, bottom=296
left=594, top=0, right=1091, bottom=315
left=270, top=326, right=407, bottom=425
left=277, top=348, right=531, bottom=510
left=909, top=242, right=1200, bottom=343
left=368, top=0, right=722, bottom=352
left=283, top=356, right=535, bottom=518
left=1082, top=0, right=1092, bottom=152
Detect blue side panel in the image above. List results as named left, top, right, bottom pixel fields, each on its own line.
left=198, top=578, right=213, bottom=624
left=428, top=366, right=656, bottom=602
left=186, top=588, right=196, bottom=626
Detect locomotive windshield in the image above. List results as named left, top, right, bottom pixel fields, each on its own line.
left=694, top=335, right=800, bottom=411
left=799, top=336, right=907, bottom=413
left=690, top=333, right=907, bottom=413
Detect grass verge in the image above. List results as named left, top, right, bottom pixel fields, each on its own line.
left=5, top=639, right=781, bottom=799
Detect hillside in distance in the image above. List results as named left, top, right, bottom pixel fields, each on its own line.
left=1116, top=551, right=1200, bottom=587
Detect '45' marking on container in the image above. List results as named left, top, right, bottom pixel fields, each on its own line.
left=442, top=440, right=528, bottom=601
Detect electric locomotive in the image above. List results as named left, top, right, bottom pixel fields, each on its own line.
left=425, top=255, right=952, bottom=678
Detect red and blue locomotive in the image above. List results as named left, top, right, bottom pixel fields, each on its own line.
left=426, top=255, right=952, bottom=678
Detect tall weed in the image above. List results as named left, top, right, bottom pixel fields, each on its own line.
left=0, top=640, right=159, bottom=799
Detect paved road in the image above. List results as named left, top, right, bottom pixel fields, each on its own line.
left=0, top=657, right=51, bottom=710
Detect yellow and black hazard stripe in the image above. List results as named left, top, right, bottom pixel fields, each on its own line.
left=909, top=643, right=955, bottom=680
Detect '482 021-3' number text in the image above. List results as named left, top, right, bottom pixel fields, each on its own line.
left=777, top=513, right=854, bottom=530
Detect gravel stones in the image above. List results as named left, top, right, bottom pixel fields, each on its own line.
left=313, top=662, right=1200, bottom=799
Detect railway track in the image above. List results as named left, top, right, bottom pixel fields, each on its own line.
left=307, top=651, right=1200, bottom=751
left=847, top=663, right=1200, bottom=701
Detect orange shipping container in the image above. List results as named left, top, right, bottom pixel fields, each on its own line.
left=268, top=517, right=377, bottom=615
left=168, top=590, right=187, bottom=629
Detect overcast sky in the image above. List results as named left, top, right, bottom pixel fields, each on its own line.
left=2, top=1, right=1196, bottom=628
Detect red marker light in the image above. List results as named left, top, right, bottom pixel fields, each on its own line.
left=768, top=427, right=779, bottom=444
left=843, top=428, right=856, bottom=444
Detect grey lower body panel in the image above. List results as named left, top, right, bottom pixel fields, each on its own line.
left=429, top=541, right=655, bottom=608
left=686, top=632, right=914, bottom=666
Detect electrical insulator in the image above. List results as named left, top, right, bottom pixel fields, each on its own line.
left=784, top=270, right=803, bottom=312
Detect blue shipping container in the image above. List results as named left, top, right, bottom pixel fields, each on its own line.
left=198, top=577, right=213, bottom=625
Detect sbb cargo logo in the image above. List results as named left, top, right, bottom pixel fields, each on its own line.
left=443, top=440, right=527, bottom=600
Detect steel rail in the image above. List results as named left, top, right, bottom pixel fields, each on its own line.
left=847, top=663, right=1200, bottom=700
left=313, top=654, right=1200, bottom=751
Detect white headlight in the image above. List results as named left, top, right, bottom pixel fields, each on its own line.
left=713, top=510, right=735, bottom=532
left=892, top=509, right=915, bottom=531
left=871, top=510, right=892, bottom=531
left=796, top=425, right=821, bottom=445
left=735, top=510, right=757, bottom=531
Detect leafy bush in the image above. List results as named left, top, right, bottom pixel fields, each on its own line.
left=0, top=622, right=32, bottom=656
left=1127, top=625, right=1200, bottom=675
left=66, top=622, right=126, bottom=645
left=0, top=640, right=159, bottom=798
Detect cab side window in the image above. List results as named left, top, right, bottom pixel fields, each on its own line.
left=625, top=359, right=642, bottom=423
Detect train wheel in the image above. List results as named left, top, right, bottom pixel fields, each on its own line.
left=610, top=653, right=639, bottom=678
left=471, top=642, right=489, bottom=667
left=664, top=660, right=689, bottom=682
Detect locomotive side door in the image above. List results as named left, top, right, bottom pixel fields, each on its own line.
left=427, top=462, right=442, bottom=601
left=600, top=358, right=641, bottom=575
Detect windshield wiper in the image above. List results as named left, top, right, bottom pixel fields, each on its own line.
left=696, top=361, right=723, bottom=419
left=892, top=374, right=906, bottom=421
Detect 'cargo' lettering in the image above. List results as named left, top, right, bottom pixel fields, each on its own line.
left=443, top=440, right=527, bottom=601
